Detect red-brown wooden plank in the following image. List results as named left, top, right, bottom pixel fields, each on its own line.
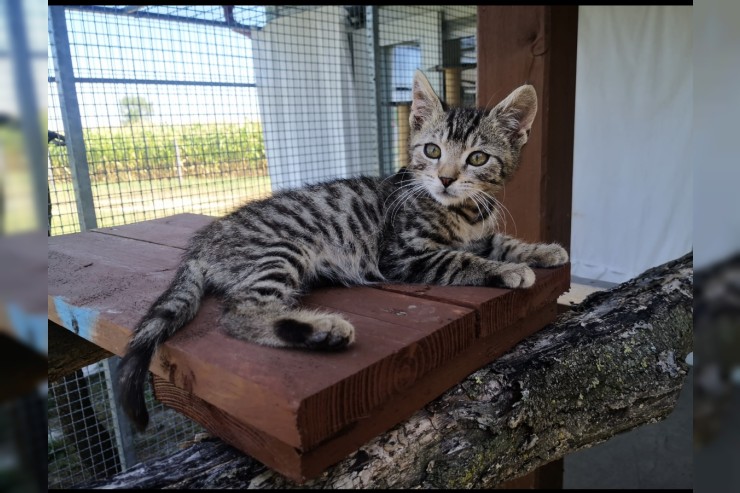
left=153, top=302, right=558, bottom=483
left=84, top=213, right=570, bottom=339
left=304, top=286, right=471, bottom=335
left=151, top=374, right=305, bottom=480
left=85, top=214, right=570, bottom=337
left=48, top=229, right=477, bottom=449
left=91, top=212, right=215, bottom=249
left=377, top=265, right=570, bottom=337
left=296, top=304, right=476, bottom=449
left=49, top=215, right=568, bottom=467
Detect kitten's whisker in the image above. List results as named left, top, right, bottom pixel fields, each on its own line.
left=386, top=184, right=424, bottom=226
left=389, top=190, right=413, bottom=227
left=396, top=186, right=426, bottom=225
left=383, top=181, right=423, bottom=211
left=469, top=194, right=488, bottom=240
left=498, top=187, right=518, bottom=237
left=472, top=191, right=497, bottom=238
left=480, top=192, right=501, bottom=234
left=387, top=183, right=421, bottom=212
left=479, top=190, right=517, bottom=237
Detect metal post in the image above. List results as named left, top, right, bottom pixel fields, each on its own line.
left=366, top=6, right=387, bottom=177
left=104, top=357, right=137, bottom=470
left=48, top=6, right=98, bottom=231
left=6, top=0, right=48, bottom=231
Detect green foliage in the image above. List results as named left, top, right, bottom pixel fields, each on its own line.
left=47, top=122, right=267, bottom=183
left=119, top=95, right=153, bottom=125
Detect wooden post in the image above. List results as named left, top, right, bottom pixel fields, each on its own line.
left=477, top=7, right=578, bottom=489
left=477, top=6, right=578, bottom=251
left=396, top=103, right=411, bottom=169
left=444, top=67, right=462, bottom=107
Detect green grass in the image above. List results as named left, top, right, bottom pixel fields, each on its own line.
left=2, top=170, right=37, bottom=234
left=48, top=122, right=267, bottom=183
left=45, top=122, right=271, bottom=235
left=48, top=174, right=272, bottom=235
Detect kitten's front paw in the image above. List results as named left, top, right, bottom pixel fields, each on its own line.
left=528, top=243, right=569, bottom=268
left=488, top=263, right=535, bottom=289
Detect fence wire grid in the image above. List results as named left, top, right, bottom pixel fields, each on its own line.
left=47, top=4, right=478, bottom=487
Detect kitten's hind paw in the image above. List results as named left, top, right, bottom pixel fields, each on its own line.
left=488, top=263, right=535, bottom=289
left=274, top=313, right=355, bottom=350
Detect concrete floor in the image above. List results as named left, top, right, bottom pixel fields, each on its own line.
left=563, top=371, right=693, bottom=489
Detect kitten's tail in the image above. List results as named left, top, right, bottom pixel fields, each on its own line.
left=117, top=258, right=205, bottom=431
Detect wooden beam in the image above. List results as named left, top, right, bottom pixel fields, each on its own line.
left=477, top=6, right=578, bottom=250
left=49, top=320, right=113, bottom=383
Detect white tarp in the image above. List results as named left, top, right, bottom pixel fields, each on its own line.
left=570, top=6, right=692, bottom=283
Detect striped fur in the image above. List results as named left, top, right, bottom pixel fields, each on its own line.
left=118, top=70, right=568, bottom=431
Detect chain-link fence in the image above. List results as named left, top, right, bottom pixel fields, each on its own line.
left=47, top=5, right=477, bottom=487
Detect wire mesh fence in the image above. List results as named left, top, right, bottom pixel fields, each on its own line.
left=47, top=359, right=205, bottom=489
left=47, top=4, right=478, bottom=487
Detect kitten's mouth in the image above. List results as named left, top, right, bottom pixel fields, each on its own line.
left=430, top=187, right=467, bottom=206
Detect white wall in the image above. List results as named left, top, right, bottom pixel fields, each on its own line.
left=253, top=6, right=474, bottom=190
left=252, top=6, right=377, bottom=191
left=571, top=6, right=692, bottom=283
left=693, top=1, right=740, bottom=270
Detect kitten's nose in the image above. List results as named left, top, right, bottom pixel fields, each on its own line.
left=439, top=176, right=456, bottom=188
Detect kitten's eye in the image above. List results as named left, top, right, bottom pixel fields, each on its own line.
left=424, top=143, right=441, bottom=159
left=466, top=151, right=489, bottom=166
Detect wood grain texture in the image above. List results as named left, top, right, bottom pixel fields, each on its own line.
left=91, top=212, right=215, bottom=249
left=477, top=6, right=577, bottom=250
left=152, top=303, right=556, bottom=483
left=377, top=265, right=570, bottom=337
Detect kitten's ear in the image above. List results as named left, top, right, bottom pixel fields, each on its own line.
left=410, top=70, right=445, bottom=131
left=489, top=84, right=538, bottom=142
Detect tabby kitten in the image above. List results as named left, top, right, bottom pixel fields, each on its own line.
left=118, top=71, right=568, bottom=431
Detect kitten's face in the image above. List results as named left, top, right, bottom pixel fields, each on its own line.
left=407, top=71, right=537, bottom=207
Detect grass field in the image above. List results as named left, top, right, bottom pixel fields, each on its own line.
left=48, top=174, right=272, bottom=236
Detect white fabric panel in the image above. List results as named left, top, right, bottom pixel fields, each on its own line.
left=252, top=6, right=377, bottom=191
left=571, top=6, right=692, bottom=283
left=693, top=1, right=740, bottom=270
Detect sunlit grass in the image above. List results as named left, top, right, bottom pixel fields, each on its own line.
left=48, top=174, right=272, bottom=235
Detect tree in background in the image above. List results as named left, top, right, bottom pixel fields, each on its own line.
left=119, top=96, right=153, bottom=125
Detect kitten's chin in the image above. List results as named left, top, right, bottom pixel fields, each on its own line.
left=430, top=189, right=467, bottom=207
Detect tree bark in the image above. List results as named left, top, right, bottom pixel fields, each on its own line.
left=80, top=252, right=692, bottom=489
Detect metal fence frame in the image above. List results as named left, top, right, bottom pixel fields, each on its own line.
left=47, top=5, right=393, bottom=234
